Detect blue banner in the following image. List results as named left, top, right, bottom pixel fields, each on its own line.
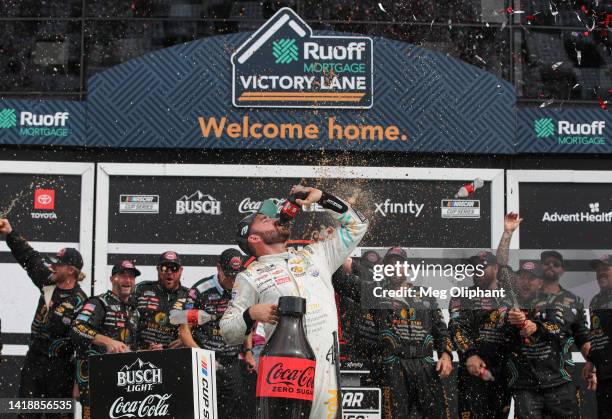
left=0, top=8, right=608, bottom=154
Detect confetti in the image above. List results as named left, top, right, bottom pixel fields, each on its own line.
left=598, top=97, right=607, bottom=110
left=572, top=83, right=580, bottom=90
left=377, top=3, right=386, bottom=13
left=551, top=62, right=563, bottom=70
left=540, top=99, right=554, bottom=108
left=474, top=55, right=487, bottom=64
left=576, top=50, right=582, bottom=66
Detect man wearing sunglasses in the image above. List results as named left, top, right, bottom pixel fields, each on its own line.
left=179, top=248, right=253, bottom=417
left=539, top=250, right=590, bottom=356
left=1, top=218, right=87, bottom=419
left=503, top=251, right=590, bottom=417
left=132, top=251, right=189, bottom=350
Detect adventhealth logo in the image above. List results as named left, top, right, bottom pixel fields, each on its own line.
left=0, top=109, right=70, bottom=137
left=534, top=118, right=605, bottom=146
left=534, top=118, right=555, bottom=138
left=272, top=39, right=298, bottom=64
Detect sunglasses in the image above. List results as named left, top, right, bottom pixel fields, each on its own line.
left=159, top=264, right=180, bottom=273
left=543, top=260, right=562, bottom=268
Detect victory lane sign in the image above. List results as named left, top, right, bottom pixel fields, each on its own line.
left=232, top=7, right=373, bottom=109
left=89, top=348, right=217, bottom=419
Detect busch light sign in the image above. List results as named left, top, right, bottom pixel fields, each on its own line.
left=231, top=7, right=373, bottom=109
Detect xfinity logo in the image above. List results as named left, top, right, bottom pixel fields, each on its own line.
left=375, top=199, right=424, bottom=217
left=176, top=191, right=221, bottom=215
left=542, top=203, right=612, bottom=223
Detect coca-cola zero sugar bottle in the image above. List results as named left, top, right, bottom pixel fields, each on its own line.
left=256, top=296, right=316, bottom=419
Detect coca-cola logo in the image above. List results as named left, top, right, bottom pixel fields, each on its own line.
left=238, top=197, right=283, bottom=214
left=109, top=394, right=171, bottom=419
left=266, top=362, right=315, bottom=388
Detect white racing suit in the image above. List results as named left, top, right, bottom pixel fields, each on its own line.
left=220, top=195, right=368, bottom=419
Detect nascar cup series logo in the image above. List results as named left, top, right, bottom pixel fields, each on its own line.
left=232, top=7, right=373, bottom=109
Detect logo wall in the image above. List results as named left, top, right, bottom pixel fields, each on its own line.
left=231, top=7, right=373, bottom=109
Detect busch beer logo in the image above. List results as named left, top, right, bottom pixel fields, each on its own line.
left=232, top=8, right=373, bottom=109
left=109, top=394, right=171, bottom=419
left=117, top=359, right=162, bottom=392
left=176, top=190, right=221, bottom=215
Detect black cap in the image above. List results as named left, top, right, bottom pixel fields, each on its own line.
left=383, top=247, right=408, bottom=263
left=469, top=251, right=497, bottom=267
left=48, top=248, right=83, bottom=271
left=518, top=261, right=544, bottom=278
left=236, top=213, right=256, bottom=255
left=590, top=255, right=612, bottom=270
left=361, top=250, right=382, bottom=268
left=278, top=296, right=306, bottom=315
left=158, top=251, right=181, bottom=266
left=111, top=260, right=141, bottom=277
left=540, top=250, right=564, bottom=265
left=219, top=248, right=245, bottom=277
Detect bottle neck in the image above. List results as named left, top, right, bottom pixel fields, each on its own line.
left=277, top=313, right=304, bottom=332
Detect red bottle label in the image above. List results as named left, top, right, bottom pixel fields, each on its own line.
left=256, top=356, right=316, bottom=401
left=186, top=310, right=199, bottom=325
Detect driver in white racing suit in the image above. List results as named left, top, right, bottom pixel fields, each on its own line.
left=220, top=185, right=368, bottom=418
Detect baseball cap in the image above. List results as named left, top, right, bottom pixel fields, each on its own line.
left=158, top=251, right=181, bottom=266
left=361, top=250, right=382, bottom=268
left=383, top=247, right=408, bottom=263
left=48, top=248, right=83, bottom=271
left=236, top=198, right=279, bottom=255
left=219, top=248, right=246, bottom=277
left=111, top=260, right=141, bottom=277
left=540, top=250, right=564, bottom=265
left=590, top=255, right=612, bottom=270
left=469, top=251, right=497, bottom=267
left=518, top=261, right=544, bottom=278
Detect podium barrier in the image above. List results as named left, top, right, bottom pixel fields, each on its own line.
left=89, top=348, right=217, bottom=419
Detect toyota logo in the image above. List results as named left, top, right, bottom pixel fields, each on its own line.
left=37, top=194, right=52, bottom=205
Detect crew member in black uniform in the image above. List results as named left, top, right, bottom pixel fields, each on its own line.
left=582, top=255, right=612, bottom=417
left=1, top=218, right=87, bottom=419
left=506, top=273, right=582, bottom=419
left=449, top=213, right=524, bottom=419
left=133, top=251, right=189, bottom=349
left=71, top=260, right=140, bottom=419
left=375, top=247, right=453, bottom=419
left=178, top=248, right=254, bottom=417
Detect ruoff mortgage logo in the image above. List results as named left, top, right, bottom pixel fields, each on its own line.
left=0, top=107, right=70, bottom=137
left=231, top=7, right=373, bottom=109
left=534, top=118, right=605, bottom=146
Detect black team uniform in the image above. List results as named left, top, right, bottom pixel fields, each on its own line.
left=6, top=231, right=87, bottom=419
